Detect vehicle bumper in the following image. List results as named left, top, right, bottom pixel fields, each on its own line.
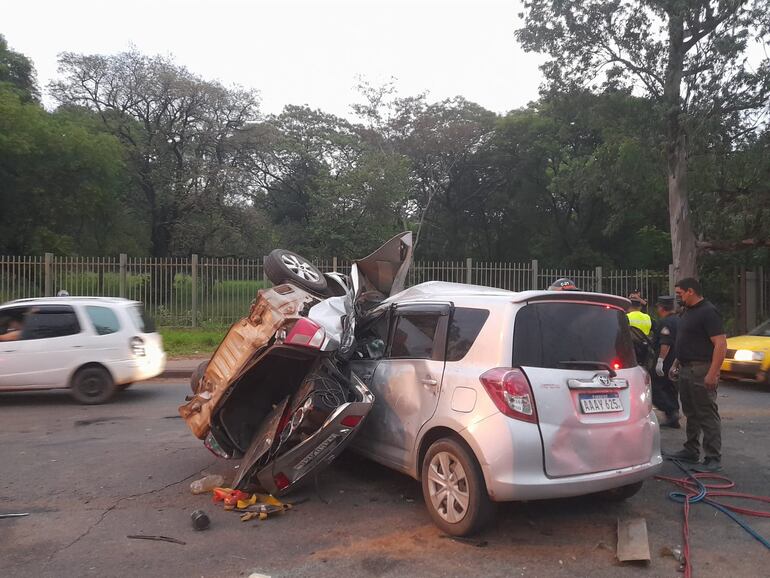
left=721, top=360, right=766, bottom=383
left=110, top=352, right=167, bottom=384
left=462, top=411, right=662, bottom=502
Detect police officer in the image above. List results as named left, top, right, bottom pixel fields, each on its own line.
left=665, top=277, right=727, bottom=473
left=652, top=296, right=680, bottom=428
left=627, top=294, right=652, bottom=336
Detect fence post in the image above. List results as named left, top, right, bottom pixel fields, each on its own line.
left=44, top=252, right=53, bottom=296
left=668, top=264, right=675, bottom=295
left=191, top=254, right=198, bottom=328
left=119, top=253, right=127, bottom=298
left=466, top=258, right=472, bottom=285
left=332, top=256, right=338, bottom=272
left=531, top=259, right=539, bottom=290
left=595, top=266, right=603, bottom=293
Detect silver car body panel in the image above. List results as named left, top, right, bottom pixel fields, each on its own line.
left=351, top=282, right=662, bottom=501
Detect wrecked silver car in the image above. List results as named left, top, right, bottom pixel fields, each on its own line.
left=179, top=232, right=412, bottom=495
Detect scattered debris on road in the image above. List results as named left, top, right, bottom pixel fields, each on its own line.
left=190, top=509, right=210, bottom=531
left=127, top=535, right=186, bottom=545
left=0, top=512, right=29, bottom=519
left=190, top=474, right=225, bottom=494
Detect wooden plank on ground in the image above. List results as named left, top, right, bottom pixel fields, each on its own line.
left=617, top=517, right=651, bottom=563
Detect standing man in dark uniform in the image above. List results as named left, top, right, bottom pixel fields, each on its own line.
left=665, top=278, right=727, bottom=473
left=652, top=296, right=680, bottom=428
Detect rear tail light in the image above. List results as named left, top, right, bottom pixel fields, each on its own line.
left=274, top=472, right=290, bottom=491
left=480, top=368, right=538, bottom=424
left=283, top=318, right=326, bottom=349
left=341, top=415, right=363, bottom=428
left=130, top=336, right=146, bottom=357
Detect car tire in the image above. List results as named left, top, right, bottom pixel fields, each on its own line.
left=70, top=366, right=117, bottom=405
left=264, top=249, right=328, bottom=293
left=421, top=437, right=495, bottom=536
left=600, top=480, right=644, bottom=501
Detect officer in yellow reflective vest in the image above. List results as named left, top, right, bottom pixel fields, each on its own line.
left=627, top=294, right=652, bottom=336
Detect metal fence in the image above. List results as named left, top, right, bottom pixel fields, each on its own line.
left=1, top=253, right=683, bottom=327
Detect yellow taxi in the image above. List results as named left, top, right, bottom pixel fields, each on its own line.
left=721, top=319, right=770, bottom=384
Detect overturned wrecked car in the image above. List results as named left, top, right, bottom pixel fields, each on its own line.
left=179, top=233, right=412, bottom=495
left=181, top=232, right=662, bottom=536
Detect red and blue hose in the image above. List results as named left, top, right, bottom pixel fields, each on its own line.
left=656, top=460, right=770, bottom=578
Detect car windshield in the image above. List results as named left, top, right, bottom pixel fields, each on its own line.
left=748, top=320, right=770, bottom=337
left=512, top=302, right=636, bottom=370
left=127, top=305, right=156, bottom=333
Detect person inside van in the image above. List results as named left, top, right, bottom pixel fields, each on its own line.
left=0, top=316, right=24, bottom=341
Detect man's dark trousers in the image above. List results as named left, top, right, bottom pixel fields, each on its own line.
left=679, top=361, right=721, bottom=459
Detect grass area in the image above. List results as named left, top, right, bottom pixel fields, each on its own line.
left=160, top=327, right=228, bottom=357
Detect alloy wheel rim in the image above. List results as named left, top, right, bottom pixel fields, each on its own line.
left=81, top=374, right=103, bottom=397
left=281, top=253, right=320, bottom=282
left=427, top=451, right=470, bottom=523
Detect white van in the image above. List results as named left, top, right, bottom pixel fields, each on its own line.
left=0, top=297, right=166, bottom=403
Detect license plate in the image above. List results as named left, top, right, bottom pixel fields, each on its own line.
left=579, top=393, right=623, bottom=414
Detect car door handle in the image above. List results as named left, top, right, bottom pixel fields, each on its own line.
left=421, top=378, right=438, bottom=386
left=71, top=345, right=83, bottom=349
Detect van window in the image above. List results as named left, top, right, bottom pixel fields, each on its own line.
left=390, top=313, right=439, bottom=359
left=512, top=302, right=636, bottom=369
left=446, top=308, right=489, bottom=361
left=22, top=306, right=81, bottom=340
left=86, top=306, right=121, bottom=335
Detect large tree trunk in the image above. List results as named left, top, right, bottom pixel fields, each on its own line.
left=667, top=136, right=698, bottom=281
left=665, top=9, right=698, bottom=282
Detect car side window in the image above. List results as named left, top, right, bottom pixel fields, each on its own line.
left=86, top=306, right=121, bottom=336
left=446, top=308, right=490, bottom=361
left=389, top=313, right=440, bottom=359
left=21, top=306, right=81, bottom=340
left=354, top=310, right=390, bottom=360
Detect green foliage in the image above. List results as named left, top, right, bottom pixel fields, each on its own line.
left=0, top=34, right=38, bottom=101
left=159, top=327, right=228, bottom=357
left=0, top=87, right=134, bottom=255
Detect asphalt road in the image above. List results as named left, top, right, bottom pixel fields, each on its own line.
left=1, top=380, right=769, bottom=578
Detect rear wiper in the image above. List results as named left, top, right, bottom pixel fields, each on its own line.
left=556, top=360, right=617, bottom=378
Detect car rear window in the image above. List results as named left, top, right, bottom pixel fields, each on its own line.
left=446, top=308, right=489, bottom=361
left=86, top=306, right=121, bottom=335
left=127, top=305, right=156, bottom=333
left=512, top=302, right=636, bottom=370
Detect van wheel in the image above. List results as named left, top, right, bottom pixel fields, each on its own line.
left=264, top=249, right=327, bottom=293
left=421, top=438, right=495, bottom=536
left=600, top=481, right=644, bottom=501
left=71, top=367, right=116, bottom=404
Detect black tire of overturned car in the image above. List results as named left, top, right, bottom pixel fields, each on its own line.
left=264, top=249, right=328, bottom=293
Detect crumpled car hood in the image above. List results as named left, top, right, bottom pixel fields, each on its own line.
left=178, top=284, right=317, bottom=439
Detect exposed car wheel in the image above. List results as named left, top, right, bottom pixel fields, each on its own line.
left=264, top=249, right=328, bottom=293
left=117, top=382, right=133, bottom=391
left=600, top=480, right=644, bottom=501
left=421, top=438, right=495, bottom=536
left=70, top=366, right=116, bottom=405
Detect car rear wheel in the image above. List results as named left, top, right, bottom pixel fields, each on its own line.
left=264, top=249, right=328, bottom=293
left=600, top=480, right=644, bottom=501
left=70, top=366, right=116, bottom=405
left=421, top=438, right=495, bottom=536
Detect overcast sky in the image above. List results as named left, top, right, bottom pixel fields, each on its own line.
left=4, top=0, right=545, bottom=118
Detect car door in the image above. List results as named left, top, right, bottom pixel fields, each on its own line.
left=0, top=306, right=32, bottom=387
left=356, top=303, right=450, bottom=472
left=1, top=305, right=83, bottom=387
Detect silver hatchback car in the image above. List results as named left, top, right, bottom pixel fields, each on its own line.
left=349, top=282, right=662, bottom=535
